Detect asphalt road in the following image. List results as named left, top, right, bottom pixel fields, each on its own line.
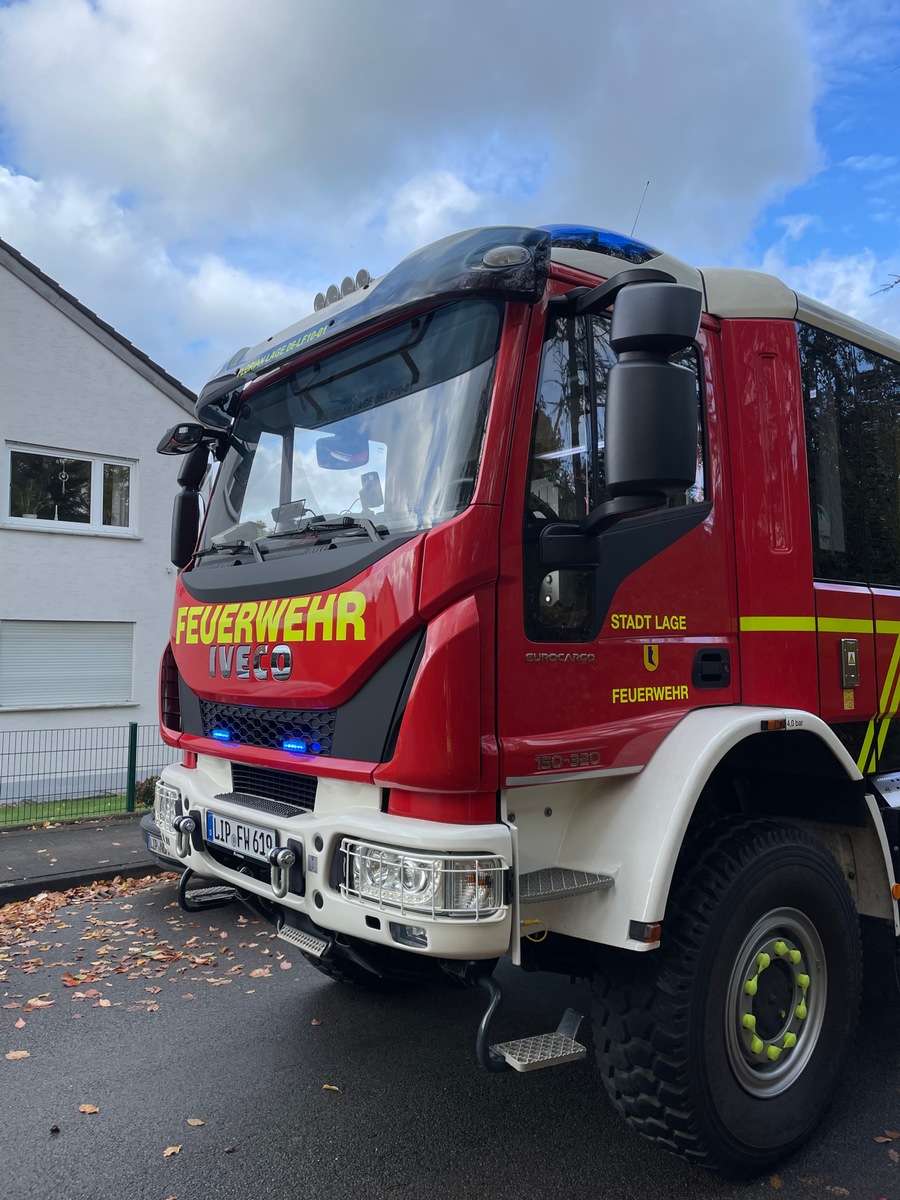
left=3, top=877, right=900, bottom=1200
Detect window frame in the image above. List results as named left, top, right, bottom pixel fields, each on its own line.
left=3, top=442, right=138, bottom=536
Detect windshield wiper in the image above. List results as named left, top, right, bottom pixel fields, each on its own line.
left=195, top=539, right=265, bottom=562
left=265, top=515, right=384, bottom=543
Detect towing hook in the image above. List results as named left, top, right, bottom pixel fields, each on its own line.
left=268, top=847, right=295, bottom=899
left=172, top=815, right=196, bottom=859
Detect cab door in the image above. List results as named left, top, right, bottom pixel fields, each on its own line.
left=495, top=281, right=737, bottom=788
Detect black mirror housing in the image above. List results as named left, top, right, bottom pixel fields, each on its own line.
left=171, top=489, right=201, bottom=568
left=157, top=423, right=207, bottom=455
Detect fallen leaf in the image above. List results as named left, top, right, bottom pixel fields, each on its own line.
left=890, top=1150, right=900, bottom=1164
left=885, top=1129, right=900, bottom=1139
left=825, top=1189, right=849, bottom=1197
left=280, top=961, right=292, bottom=970
left=163, top=1145, right=182, bottom=1158
left=875, top=1136, right=892, bottom=1143
left=769, top=1177, right=784, bottom=1191
left=224, top=1146, right=235, bottom=1154
left=94, top=999, right=112, bottom=1008
left=50, top=1125, right=60, bottom=1135
left=249, top=968, right=270, bottom=978
left=219, top=932, right=228, bottom=939
left=15, top=1018, right=25, bottom=1029
left=322, top=1084, right=340, bottom=1093
left=6, top=1050, right=30, bottom=1061
left=145, top=986, right=162, bottom=994
left=311, top=1018, right=322, bottom=1026
left=78, top=1104, right=99, bottom=1114
left=186, top=1118, right=204, bottom=1127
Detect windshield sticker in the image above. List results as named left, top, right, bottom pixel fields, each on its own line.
left=175, top=590, right=367, bottom=648
left=236, top=321, right=330, bottom=376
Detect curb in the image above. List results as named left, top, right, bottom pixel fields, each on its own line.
left=0, top=860, right=165, bottom=906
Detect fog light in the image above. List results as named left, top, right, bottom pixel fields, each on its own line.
left=390, top=923, right=428, bottom=948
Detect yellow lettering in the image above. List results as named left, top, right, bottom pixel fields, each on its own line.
left=234, top=602, right=256, bottom=643
left=175, top=607, right=188, bottom=644
left=283, top=597, right=310, bottom=640
left=306, top=593, right=336, bottom=641
left=217, top=603, right=239, bottom=643
left=611, top=684, right=690, bottom=704
left=255, top=598, right=289, bottom=642
left=199, top=605, right=219, bottom=645
left=185, top=607, right=201, bottom=644
left=336, top=591, right=367, bottom=641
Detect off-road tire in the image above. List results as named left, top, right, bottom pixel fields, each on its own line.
left=592, top=819, right=861, bottom=1174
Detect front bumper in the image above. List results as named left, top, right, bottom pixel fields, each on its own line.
left=139, top=811, right=182, bottom=872
left=156, top=762, right=513, bottom=960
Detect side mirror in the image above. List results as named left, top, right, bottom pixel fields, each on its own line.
left=170, top=443, right=210, bottom=568
left=157, top=423, right=207, bottom=455
left=603, top=282, right=701, bottom=500
left=171, top=490, right=201, bottom=569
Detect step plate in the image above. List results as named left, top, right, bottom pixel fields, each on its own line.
left=491, top=1032, right=587, bottom=1073
left=277, top=924, right=329, bottom=959
left=519, top=868, right=614, bottom=903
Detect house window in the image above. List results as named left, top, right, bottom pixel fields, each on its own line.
left=6, top=446, right=134, bottom=532
left=0, top=621, right=134, bottom=708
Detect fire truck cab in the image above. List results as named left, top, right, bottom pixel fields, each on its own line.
left=149, top=224, right=900, bottom=1173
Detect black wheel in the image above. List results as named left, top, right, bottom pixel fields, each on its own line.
left=592, top=819, right=861, bottom=1174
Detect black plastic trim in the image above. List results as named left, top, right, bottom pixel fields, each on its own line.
left=180, top=533, right=418, bottom=603
left=331, top=629, right=427, bottom=762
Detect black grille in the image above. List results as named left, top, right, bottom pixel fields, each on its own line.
left=214, top=790, right=314, bottom=819
left=160, top=645, right=181, bottom=733
left=230, top=764, right=318, bottom=812
left=200, top=701, right=335, bottom=755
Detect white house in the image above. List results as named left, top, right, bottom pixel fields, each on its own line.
left=0, top=237, right=195, bottom=800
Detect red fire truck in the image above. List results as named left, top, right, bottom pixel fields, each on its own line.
left=147, top=224, right=900, bottom=1173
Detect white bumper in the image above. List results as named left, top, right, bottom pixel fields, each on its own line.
left=157, top=761, right=513, bottom=960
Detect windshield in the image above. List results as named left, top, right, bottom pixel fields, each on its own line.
left=201, top=298, right=503, bottom=552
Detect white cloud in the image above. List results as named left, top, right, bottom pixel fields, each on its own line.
left=760, top=242, right=900, bottom=339
left=778, top=214, right=820, bottom=240
left=0, top=167, right=313, bottom=388
left=841, top=154, right=899, bottom=172
left=384, top=171, right=480, bottom=250
left=0, top=0, right=828, bottom=381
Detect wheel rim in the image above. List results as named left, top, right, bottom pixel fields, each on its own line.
left=724, top=906, right=826, bottom=1098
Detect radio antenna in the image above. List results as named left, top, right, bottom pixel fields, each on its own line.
left=630, top=180, right=650, bottom=238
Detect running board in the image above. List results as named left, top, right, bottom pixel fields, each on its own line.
left=277, top=922, right=330, bottom=959
left=491, top=1008, right=587, bottom=1072
left=178, top=868, right=241, bottom=912
left=519, top=867, right=614, bottom=903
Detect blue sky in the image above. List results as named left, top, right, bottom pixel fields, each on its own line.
left=0, top=0, right=898, bottom=392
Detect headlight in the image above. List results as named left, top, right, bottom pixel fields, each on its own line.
left=154, top=782, right=180, bottom=834
left=344, top=839, right=505, bottom=919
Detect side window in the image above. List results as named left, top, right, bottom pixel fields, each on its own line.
left=524, top=315, right=595, bottom=642
left=856, top=346, right=900, bottom=586
left=798, top=324, right=866, bottom=582
left=523, top=311, right=704, bottom=642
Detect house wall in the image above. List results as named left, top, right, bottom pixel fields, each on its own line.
left=0, top=261, right=190, bottom=764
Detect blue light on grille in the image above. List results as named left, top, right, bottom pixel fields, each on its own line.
left=283, top=739, right=308, bottom=753
left=211, top=729, right=232, bottom=741
left=311, top=742, right=322, bottom=753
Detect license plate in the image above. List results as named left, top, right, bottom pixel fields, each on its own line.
left=147, top=834, right=164, bottom=855
left=205, top=810, right=277, bottom=862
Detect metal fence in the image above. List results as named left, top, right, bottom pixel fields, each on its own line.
left=0, top=723, right=180, bottom=827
